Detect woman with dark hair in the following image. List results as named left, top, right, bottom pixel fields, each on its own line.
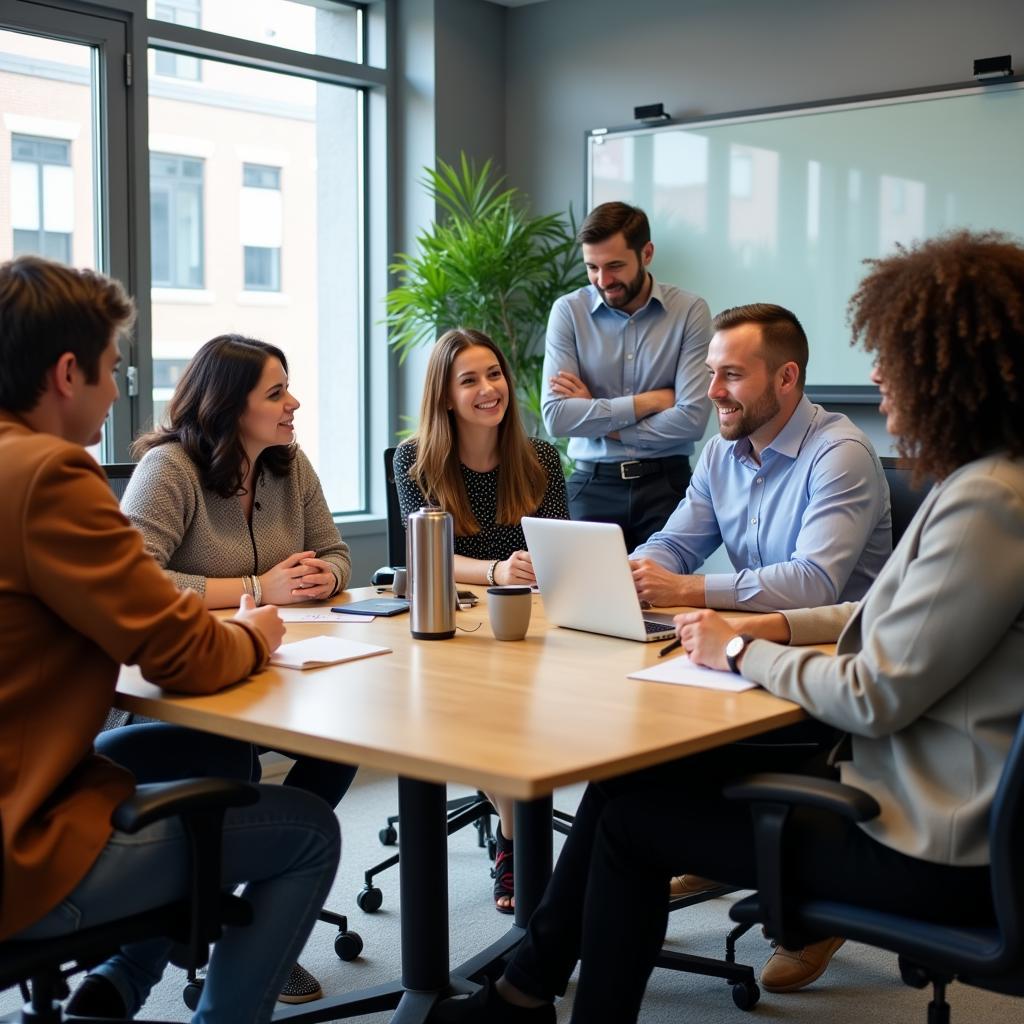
left=394, top=327, right=569, bottom=912
left=122, top=333, right=353, bottom=1004
left=127, top=334, right=350, bottom=607
left=441, top=230, right=1024, bottom=1023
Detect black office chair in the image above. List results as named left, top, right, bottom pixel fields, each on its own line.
left=358, top=447, right=498, bottom=912
left=880, top=456, right=934, bottom=547
left=725, top=712, right=1024, bottom=1022
left=0, top=779, right=255, bottom=1024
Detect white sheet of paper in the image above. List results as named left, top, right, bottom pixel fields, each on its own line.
left=628, top=655, right=757, bottom=692
left=276, top=609, right=373, bottom=623
left=269, top=635, right=391, bottom=670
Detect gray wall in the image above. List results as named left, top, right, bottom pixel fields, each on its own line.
left=504, top=0, right=1024, bottom=216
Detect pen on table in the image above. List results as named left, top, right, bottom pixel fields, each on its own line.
left=658, top=636, right=682, bottom=658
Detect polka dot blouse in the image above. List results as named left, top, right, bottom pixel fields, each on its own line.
left=393, top=437, right=569, bottom=561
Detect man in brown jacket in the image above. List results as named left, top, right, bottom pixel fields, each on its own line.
left=0, top=256, right=340, bottom=1023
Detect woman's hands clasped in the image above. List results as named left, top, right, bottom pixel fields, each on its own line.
left=260, top=551, right=338, bottom=605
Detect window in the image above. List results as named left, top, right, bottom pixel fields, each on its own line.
left=11, top=134, right=73, bottom=264
left=241, top=163, right=281, bottom=292
left=6, top=0, right=384, bottom=516
left=152, top=0, right=201, bottom=80
left=150, top=153, right=204, bottom=288
left=149, top=55, right=366, bottom=512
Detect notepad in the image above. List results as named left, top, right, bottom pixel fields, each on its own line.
left=276, top=609, right=372, bottom=623
left=628, top=655, right=757, bottom=692
left=269, top=635, right=392, bottom=670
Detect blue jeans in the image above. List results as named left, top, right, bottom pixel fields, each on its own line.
left=16, top=726, right=341, bottom=1024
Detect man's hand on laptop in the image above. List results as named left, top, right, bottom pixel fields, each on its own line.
left=629, top=558, right=707, bottom=608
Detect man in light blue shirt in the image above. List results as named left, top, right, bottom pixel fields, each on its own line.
left=631, top=302, right=891, bottom=612
left=542, top=202, right=712, bottom=550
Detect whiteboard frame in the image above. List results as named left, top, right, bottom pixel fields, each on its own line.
left=584, top=74, right=1024, bottom=405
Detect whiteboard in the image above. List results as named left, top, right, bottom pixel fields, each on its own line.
left=587, top=79, right=1024, bottom=398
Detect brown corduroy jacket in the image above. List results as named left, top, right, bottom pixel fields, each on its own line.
left=0, top=411, right=268, bottom=940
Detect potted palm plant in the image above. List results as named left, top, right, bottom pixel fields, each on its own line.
left=385, top=154, right=587, bottom=433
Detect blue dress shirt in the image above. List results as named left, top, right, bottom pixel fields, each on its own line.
left=541, top=278, right=712, bottom=463
left=632, top=396, right=892, bottom=611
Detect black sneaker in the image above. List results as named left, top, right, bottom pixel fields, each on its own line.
left=65, top=975, right=128, bottom=1018
left=277, top=962, right=323, bottom=1004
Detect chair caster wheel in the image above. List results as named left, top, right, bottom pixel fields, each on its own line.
left=335, top=930, right=364, bottom=961
left=357, top=886, right=383, bottom=913
left=732, top=981, right=759, bottom=1010
left=183, top=979, right=203, bottom=1011
left=486, top=836, right=497, bottom=861
left=379, top=825, right=398, bottom=846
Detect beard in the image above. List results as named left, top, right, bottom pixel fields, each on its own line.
left=717, top=385, right=781, bottom=441
left=598, top=261, right=648, bottom=309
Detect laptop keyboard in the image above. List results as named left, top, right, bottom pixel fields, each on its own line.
left=643, top=619, right=673, bottom=634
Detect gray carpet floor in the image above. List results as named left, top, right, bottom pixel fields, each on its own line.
left=4, top=764, right=1021, bottom=1023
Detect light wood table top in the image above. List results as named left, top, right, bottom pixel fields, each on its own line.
left=116, top=587, right=812, bottom=800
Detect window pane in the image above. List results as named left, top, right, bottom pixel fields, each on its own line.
left=0, top=27, right=106, bottom=458
left=1, top=34, right=97, bottom=269
left=244, top=245, right=280, bottom=290
left=147, top=0, right=361, bottom=62
left=148, top=54, right=364, bottom=513
left=150, top=153, right=204, bottom=289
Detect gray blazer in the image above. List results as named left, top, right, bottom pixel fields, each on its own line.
left=742, top=453, right=1024, bottom=866
left=122, top=442, right=351, bottom=598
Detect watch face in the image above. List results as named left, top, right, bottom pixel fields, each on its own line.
left=725, top=634, right=745, bottom=658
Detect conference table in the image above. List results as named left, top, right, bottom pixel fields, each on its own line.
left=115, top=587, right=813, bottom=1023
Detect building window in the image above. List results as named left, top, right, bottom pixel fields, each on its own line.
left=152, top=0, right=201, bottom=80
left=241, top=163, right=282, bottom=292
left=10, top=134, right=73, bottom=264
left=150, top=152, right=205, bottom=288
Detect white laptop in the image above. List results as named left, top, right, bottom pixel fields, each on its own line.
left=522, top=518, right=676, bottom=642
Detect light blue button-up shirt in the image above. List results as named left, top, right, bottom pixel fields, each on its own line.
left=541, top=278, right=712, bottom=462
left=632, top=396, right=892, bottom=611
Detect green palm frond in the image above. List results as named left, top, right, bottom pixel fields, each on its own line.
left=384, top=153, right=588, bottom=430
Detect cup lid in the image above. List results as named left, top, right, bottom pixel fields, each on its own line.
left=487, top=586, right=532, bottom=596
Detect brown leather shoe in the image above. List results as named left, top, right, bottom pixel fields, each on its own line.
left=669, top=874, right=720, bottom=899
left=760, top=936, right=845, bottom=992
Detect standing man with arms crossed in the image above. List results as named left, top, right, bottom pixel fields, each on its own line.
left=542, top=202, right=712, bottom=551
left=0, top=256, right=340, bottom=1023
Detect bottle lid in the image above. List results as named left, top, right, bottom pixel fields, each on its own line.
left=487, top=586, right=532, bottom=596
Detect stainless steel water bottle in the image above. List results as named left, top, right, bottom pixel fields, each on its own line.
left=407, top=506, right=456, bottom=640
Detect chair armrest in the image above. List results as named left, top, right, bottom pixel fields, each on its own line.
left=111, top=779, right=260, bottom=972
left=723, top=772, right=880, bottom=822
left=111, top=779, right=259, bottom=833
left=721, top=772, right=879, bottom=950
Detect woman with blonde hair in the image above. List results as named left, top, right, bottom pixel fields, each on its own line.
left=394, top=327, right=569, bottom=911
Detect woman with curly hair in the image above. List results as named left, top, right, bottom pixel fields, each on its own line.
left=394, top=327, right=569, bottom=914
left=441, top=230, right=1024, bottom=1023
left=121, top=334, right=353, bottom=1005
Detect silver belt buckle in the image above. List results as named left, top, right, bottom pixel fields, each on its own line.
left=620, top=460, right=642, bottom=480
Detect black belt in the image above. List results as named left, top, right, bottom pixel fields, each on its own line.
left=573, top=456, right=689, bottom=481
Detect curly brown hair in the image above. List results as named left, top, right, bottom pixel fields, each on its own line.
left=848, top=229, right=1024, bottom=481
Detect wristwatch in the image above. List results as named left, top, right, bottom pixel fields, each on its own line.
left=725, top=633, right=754, bottom=675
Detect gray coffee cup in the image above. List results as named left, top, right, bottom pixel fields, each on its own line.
left=391, top=566, right=408, bottom=598
left=487, top=585, right=532, bottom=641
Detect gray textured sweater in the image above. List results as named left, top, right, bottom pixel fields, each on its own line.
left=122, top=441, right=351, bottom=597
